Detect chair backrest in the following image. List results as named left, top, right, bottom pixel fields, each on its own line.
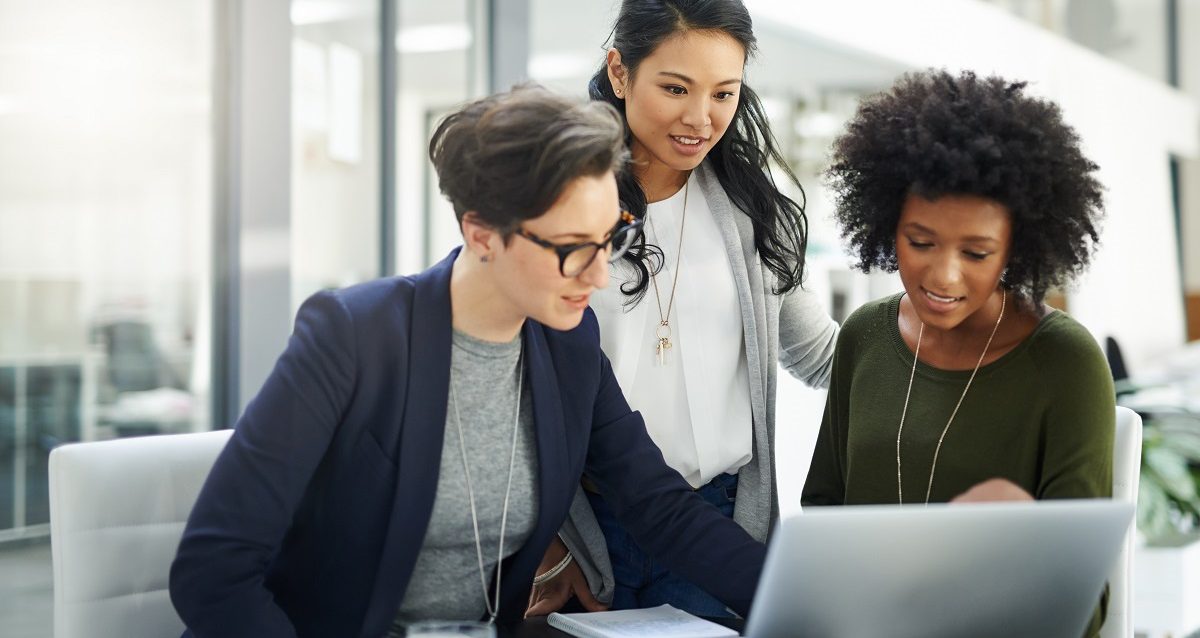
left=1100, top=406, right=1143, bottom=638
left=48, top=429, right=232, bottom=638
left=1105, top=337, right=1130, bottom=384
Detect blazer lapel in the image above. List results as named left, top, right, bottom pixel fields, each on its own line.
left=523, top=322, right=569, bottom=530
left=364, top=264, right=574, bottom=629
left=361, top=250, right=456, bottom=636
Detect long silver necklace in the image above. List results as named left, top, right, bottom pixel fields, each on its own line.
left=449, top=346, right=523, bottom=624
left=896, top=291, right=1005, bottom=505
left=646, top=176, right=689, bottom=366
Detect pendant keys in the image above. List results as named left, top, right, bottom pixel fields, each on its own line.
left=655, top=321, right=673, bottom=366
left=646, top=175, right=689, bottom=369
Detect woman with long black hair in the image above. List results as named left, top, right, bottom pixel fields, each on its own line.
left=527, top=0, right=838, bottom=618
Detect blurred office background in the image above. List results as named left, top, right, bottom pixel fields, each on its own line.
left=2, top=0, right=1200, bottom=635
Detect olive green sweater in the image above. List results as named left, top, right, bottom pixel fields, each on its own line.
left=802, top=294, right=1115, bottom=636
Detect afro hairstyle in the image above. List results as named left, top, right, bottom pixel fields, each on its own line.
left=825, top=69, right=1104, bottom=304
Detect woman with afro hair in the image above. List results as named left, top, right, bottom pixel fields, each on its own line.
left=802, top=69, right=1113, bottom=634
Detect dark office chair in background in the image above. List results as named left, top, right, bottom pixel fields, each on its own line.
left=1106, top=336, right=1131, bottom=396
left=1105, top=335, right=1199, bottom=419
left=93, top=320, right=192, bottom=437
left=97, top=320, right=185, bottom=394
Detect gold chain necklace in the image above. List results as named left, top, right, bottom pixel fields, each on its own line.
left=896, top=291, right=1005, bottom=505
left=645, top=176, right=689, bottom=366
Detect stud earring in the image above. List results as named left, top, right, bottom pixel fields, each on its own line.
left=480, top=255, right=490, bottom=263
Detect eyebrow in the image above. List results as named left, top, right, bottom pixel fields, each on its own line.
left=656, top=71, right=742, bottom=87
left=543, top=213, right=625, bottom=241
left=902, top=222, right=1000, bottom=244
left=546, top=232, right=594, bottom=241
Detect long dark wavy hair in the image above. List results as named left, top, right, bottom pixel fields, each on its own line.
left=591, top=0, right=809, bottom=302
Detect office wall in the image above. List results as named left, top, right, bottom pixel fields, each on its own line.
left=1179, top=1, right=1200, bottom=339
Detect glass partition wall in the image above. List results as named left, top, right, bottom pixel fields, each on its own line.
left=0, top=0, right=215, bottom=541
left=0, top=0, right=489, bottom=546
left=395, top=0, right=485, bottom=273
left=290, top=0, right=485, bottom=297
left=0, top=1, right=490, bottom=631
left=291, top=0, right=383, bottom=311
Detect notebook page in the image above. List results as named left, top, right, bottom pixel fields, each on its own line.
left=547, top=604, right=738, bottom=638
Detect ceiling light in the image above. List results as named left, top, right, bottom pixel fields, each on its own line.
left=396, top=23, right=472, bottom=54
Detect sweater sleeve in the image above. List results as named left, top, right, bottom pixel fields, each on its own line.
left=778, top=285, right=839, bottom=389
left=1034, top=318, right=1115, bottom=501
left=557, top=486, right=615, bottom=604
left=800, top=319, right=852, bottom=507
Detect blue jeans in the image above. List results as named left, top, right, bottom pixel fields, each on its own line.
left=586, top=472, right=738, bottom=618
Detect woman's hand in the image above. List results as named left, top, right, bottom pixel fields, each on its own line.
left=951, top=478, right=1034, bottom=503
left=525, top=536, right=608, bottom=617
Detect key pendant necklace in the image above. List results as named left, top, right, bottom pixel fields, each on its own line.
left=647, top=175, right=689, bottom=366
left=655, top=321, right=672, bottom=366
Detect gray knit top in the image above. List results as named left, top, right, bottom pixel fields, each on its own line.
left=390, top=329, right=538, bottom=632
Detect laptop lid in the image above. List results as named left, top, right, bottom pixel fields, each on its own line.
left=744, top=499, right=1133, bottom=638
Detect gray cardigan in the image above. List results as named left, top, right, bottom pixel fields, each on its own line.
left=560, top=161, right=839, bottom=603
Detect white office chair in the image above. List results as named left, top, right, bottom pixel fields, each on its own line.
left=1101, top=406, right=1143, bottom=638
left=48, top=429, right=232, bottom=638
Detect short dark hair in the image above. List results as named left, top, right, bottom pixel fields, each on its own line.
left=826, top=69, right=1105, bottom=304
left=429, top=83, right=628, bottom=237
left=590, top=0, right=810, bottom=300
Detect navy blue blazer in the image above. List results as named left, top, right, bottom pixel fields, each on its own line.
left=169, top=249, right=766, bottom=638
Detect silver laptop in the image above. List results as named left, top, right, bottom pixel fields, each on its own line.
left=744, top=500, right=1133, bottom=638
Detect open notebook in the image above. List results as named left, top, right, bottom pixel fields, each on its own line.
left=547, top=604, right=737, bottom=638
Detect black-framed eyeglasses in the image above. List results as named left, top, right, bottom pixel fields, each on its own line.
left=515, top=211, right=644, bottom=278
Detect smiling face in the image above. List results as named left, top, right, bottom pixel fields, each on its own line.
left=485, top=171, right=622, bottom=331
left=608, top=29, right=745, bottom=197
left=895, top=193, right=1013, bottom=333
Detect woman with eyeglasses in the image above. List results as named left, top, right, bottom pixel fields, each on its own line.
left=526, top=0, right=838, bottom=619
left=168, top=85, right=766, bottom=638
